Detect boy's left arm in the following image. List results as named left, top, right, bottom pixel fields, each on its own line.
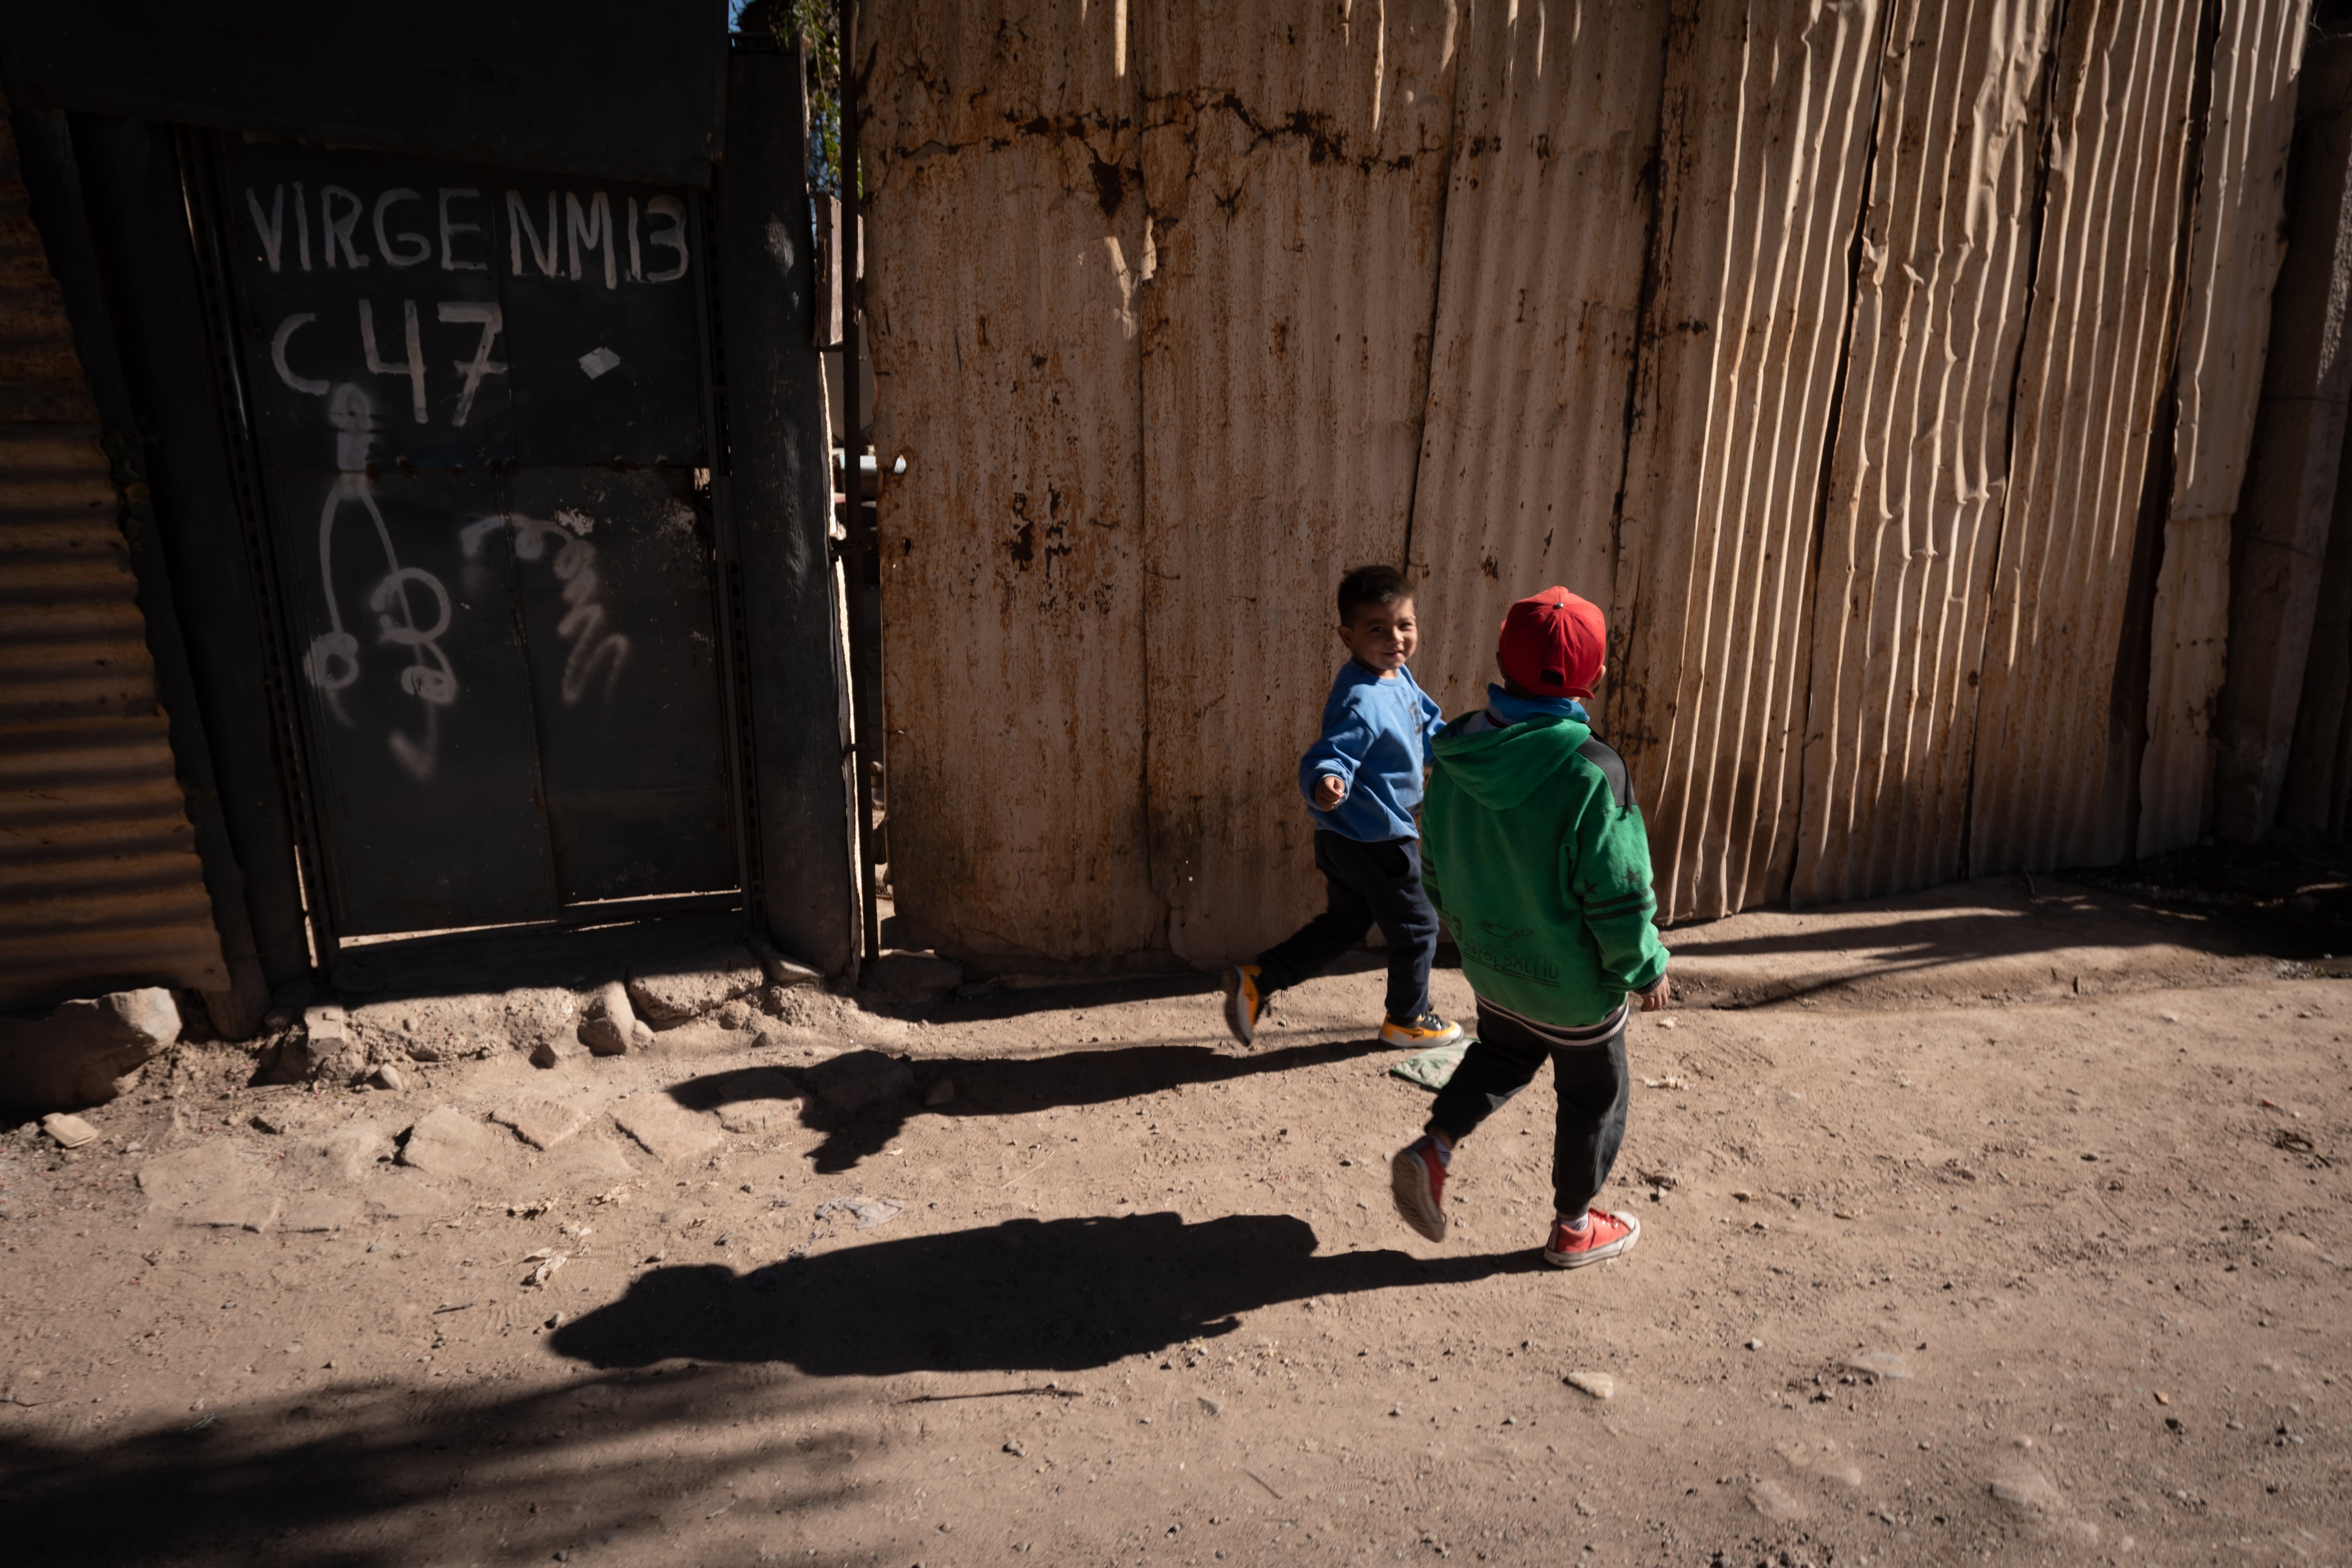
left=1567, top=790, right=1670, bottom=1000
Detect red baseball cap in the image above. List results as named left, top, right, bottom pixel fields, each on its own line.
left=1497, top=588, right=1606, bottom=699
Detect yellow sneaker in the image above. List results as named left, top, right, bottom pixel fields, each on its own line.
left=1223, top=964, right=1264, bottom=1046
left=1380, top=1010, right=1462, bottom=1049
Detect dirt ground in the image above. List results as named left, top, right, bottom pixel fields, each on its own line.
left=0, top=877, right=2345, bottom=1568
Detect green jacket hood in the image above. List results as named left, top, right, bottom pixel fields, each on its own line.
left=1431, top=712, right=1588, bottom=812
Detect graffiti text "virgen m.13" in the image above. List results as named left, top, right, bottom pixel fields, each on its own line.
left=244, top=183, right=690, bottom=287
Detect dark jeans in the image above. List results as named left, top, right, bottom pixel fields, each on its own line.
left=1254, top=831, right=1438, bottom=1024
left=1427, top=999, right=1630, bottom=1217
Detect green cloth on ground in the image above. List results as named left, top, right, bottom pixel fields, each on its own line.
left=1388, top=1038, right=1470, bottom=1091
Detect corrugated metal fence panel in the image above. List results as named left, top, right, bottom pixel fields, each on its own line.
left=865, top=0, right=1164, bottom=961
left=1406, top=0, right=1669, bottom=725
left=0, top=112, right=228, bottom=1004
left=1610, top=0, right=1886, bottom=925
left=1789, top=0, right=2058, bottom=907
left=2140, top=0, right=2305, bottom=856
left=1136, top=0, right=1459, bottom=966
left=1969, top=0, right=2206, bottom=875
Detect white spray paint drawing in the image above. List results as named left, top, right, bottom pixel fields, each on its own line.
left=301, top=383, right=459, bottom=781
left=460, top=512, right=631, bottom=706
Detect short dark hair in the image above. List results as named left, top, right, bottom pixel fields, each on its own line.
left=1337, top=563, right=1412, bottom=625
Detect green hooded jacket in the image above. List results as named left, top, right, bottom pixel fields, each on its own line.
left=1422, top=710, right=1669, bottom=1027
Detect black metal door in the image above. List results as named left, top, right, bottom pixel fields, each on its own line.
left=219, top=143, right=739, bottom=937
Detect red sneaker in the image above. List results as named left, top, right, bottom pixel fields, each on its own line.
left=1391, top=1135, right=1449, bottom=1242
left=1542, top=1208, right=1641, bottom=1269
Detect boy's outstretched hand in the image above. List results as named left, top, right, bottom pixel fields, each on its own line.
left=1313, top=774, right=1348, bottom=812
left=1636, top=975, right=1672, bottom=1012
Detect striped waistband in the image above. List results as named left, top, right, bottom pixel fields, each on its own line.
left=1475, top=995, right=1629, bottom=1048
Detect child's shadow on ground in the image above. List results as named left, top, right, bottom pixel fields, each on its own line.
left=670, top=1035, right=1399, bottom=1174
left=549, top=1212, right=1543, bottom=1376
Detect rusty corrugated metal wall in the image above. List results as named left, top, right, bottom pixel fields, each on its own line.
left=867, top=0, right=2306, bottom=963
left=0, top=108, right=230, bottom=1005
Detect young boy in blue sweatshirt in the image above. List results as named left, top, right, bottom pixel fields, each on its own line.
left=1391, top=587, right=1669, bottom=1269
left=1223, top=565, right=1464, bottom=1051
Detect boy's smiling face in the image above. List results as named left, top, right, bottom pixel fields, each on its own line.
left=1337, top=596, right=1418, bottom=676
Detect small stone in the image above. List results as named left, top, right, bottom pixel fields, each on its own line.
left=250, top=1110, right=288, bottom=1135
left=745, top=933, right=825, bottom=990
left=610, top=1098, right=722, bottom=1165
left=1989, top=1466, right=2063, bottom=1512
left=1565, top=1372, right=1614, bottom=1401
left=2160, top=1012, right=2180, bottom=1024
left=40, top=1113, right=98, bottom=1150
left=924, top=1078, right=955, bottom=1108
left=370, top=1064, right=406, bottom=1092
left=1747, top=1479, right=1805, bottom=1520
left=492, top=1099, right=592, bottom=1151
left=0, top=988, right=182, bottom=1110
left=398, top=1106, right=500, bottom=1179
left=1745, top=1338, right=1764, bottom=1351
left=530, top=1035, right=584, bottom=1069
left=1199, top=1397, right=1224, bottom=1416
left=1003, top=1439, right=1025, bottom=1457
left=1843, top=1352, right=1911, bottom=1380
left=716, top=999, right=753, bottom=1030
left=627, top=946, right=764, bottom=1025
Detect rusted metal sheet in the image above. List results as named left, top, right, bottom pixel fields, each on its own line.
left=1137, top=0, right=1460, bottom=966
left=2141, top=0, right=2306, bottom=856
left=1790, top=0, right=2058, bottom=907
left=865, top=0, right=1163, bottom=962
left=0, top=114, right=229, bottom=1005
left=1406, top=0, right=1669, bottom=724
left=1610, top=0, right=1887, bottom=924
left=867, top=0, right=2304, bottom=962
left=1968, top=0, right=2207, bottom=875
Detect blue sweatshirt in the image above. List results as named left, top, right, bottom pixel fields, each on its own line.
left=1299, top=661, right=1445, bottom=842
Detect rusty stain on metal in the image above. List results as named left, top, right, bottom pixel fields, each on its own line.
left=864, top=0, right=1163, bottom=961
left=0, top=111, right=230, bottom=1006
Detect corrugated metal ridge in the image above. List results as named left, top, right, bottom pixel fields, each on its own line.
left=2140, top=0, right=2305, bottom=856
left=1408, top=0, right=1670, bottom=728
left=0, top=109, right=227, bottom=1007
left=1612, top=0, right=1890, bottom=924
left=1968, top=0, right=2206, bottom=876
left=1791, top=0, right=2058, bottom=907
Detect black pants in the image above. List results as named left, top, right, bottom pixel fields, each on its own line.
left=1426, top=999, right=1630, bottom=1217
left=1254, top=831, right=1438, bottom=1024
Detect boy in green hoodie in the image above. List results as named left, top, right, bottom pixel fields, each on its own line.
left=1390, top=588, right=1670, bottom=1268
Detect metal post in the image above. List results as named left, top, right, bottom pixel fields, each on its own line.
left=840, top=0, right=881, bottom=965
